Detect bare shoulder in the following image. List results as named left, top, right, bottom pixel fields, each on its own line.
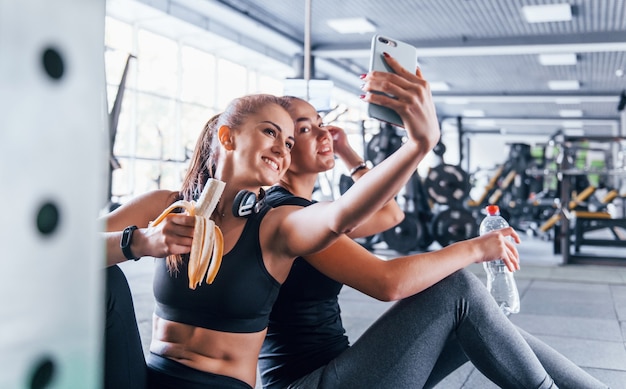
left=262, top=205, right=299, bottom=231
left=260, top=205, right=302, bottom=250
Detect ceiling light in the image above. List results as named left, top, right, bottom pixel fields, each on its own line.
left=444, top=97, right=469, bottom=105
left=522, top=3, right=572, bottom=23
left=462, top=109, right=485, bottom=117
left=475, top=119, right=497, bottom=127
left=538, top=53, right=577, bottom=66
left=555, top=97, right=581, bottom=104
left=326, top=17, right=376, bottom=34
left=429, top=81, right=450, bottom=91
left=561, top=120, right=584, bottom=128
left=563, top=128, right=584, bottom=136
left=548, top=80, right=580, bottom=90
left=559, top=109, right=583, bottom=117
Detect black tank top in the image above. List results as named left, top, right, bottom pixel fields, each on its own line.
left=153, top=204, right=281, bottom=333
left=259, top=186, right=349, bottom=388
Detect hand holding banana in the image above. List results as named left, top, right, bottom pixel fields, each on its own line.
left=151, top=179, right=226, bottom=289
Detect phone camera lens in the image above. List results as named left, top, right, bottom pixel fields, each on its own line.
left=379, top=38, right=389, bottom=44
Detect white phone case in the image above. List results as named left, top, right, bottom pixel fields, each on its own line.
left=367, top=34, right=418, bottom=127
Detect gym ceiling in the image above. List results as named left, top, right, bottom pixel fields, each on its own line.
left=107, top=0, right=626, bottom=139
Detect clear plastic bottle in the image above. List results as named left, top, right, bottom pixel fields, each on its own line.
left=480, top=205, right=520, bottom=315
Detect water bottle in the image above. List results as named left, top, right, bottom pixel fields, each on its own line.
left=480, top=205, right=520, bottom=315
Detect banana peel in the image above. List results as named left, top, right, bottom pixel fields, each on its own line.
left=151, top=178, right=226, bottom=289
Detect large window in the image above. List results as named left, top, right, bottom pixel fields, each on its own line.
left=104, top=16, right=371, bottom=205
left=104, top=17, right=262, bottom=202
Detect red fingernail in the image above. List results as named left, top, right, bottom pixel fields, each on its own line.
left=359, top=94, right=366, bottom=99
left=359, top=74, right=366, bottom=79
left=383, top=52, right=390, bottom=58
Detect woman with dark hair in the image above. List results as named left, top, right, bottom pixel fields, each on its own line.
left=258, top=95, right=609, bottom=389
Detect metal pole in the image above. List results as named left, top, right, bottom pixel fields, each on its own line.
left=456, top=116, right=465, bottom=168
left=304, top=0, right=312, bottom=100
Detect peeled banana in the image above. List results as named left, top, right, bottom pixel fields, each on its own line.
left=151, top=178, right=226, bottom=289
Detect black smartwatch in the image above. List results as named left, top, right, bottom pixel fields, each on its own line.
left=120, top=225, right=140, bottom=261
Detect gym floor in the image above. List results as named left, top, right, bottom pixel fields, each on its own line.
left=120, top=233, right=626, bottom=389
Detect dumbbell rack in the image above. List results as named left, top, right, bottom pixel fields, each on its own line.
left=555, top=136, right=626, bottom=265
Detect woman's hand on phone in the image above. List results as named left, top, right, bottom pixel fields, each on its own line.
left=361, top=54, right=440, bottom=150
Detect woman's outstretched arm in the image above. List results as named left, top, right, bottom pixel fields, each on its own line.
left=271, top=56, right=440, bottom=258
left=304, top=227, right=521, bottom=301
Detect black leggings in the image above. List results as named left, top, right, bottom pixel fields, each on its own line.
left=423, top=327, right=609, bottom=389
left=104, top=265, right=147, bottom=389
left=288, top=269, right=608, bottom=389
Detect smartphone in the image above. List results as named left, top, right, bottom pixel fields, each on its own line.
left=367, top=34, right=418, bottom=127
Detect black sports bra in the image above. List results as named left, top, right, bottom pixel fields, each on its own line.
left=152, top=204, right=281, bottom=333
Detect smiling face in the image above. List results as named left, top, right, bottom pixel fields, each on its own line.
left=225, top=102, right=295, bottom=187
left=285, top=98, right=335, bottom=175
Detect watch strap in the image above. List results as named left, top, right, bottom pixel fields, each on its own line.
left=120, top=225, right=140, bottom=261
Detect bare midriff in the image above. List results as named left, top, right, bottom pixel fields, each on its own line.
left=150, top=315, right=266, bottom=388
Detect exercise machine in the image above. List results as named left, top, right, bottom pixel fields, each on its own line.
left=1, top=0, right=106, bottom=387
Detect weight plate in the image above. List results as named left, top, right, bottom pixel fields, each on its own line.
left=424, top=164, right=471, bottom=206
left=382, top=213, right=420, bottom=254
left=432, top=207, right=479, bottom=247
left=366, top=131, right=404, bottom=166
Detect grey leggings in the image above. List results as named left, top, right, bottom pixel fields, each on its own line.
left=288, top=269, right=608, bottom=389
